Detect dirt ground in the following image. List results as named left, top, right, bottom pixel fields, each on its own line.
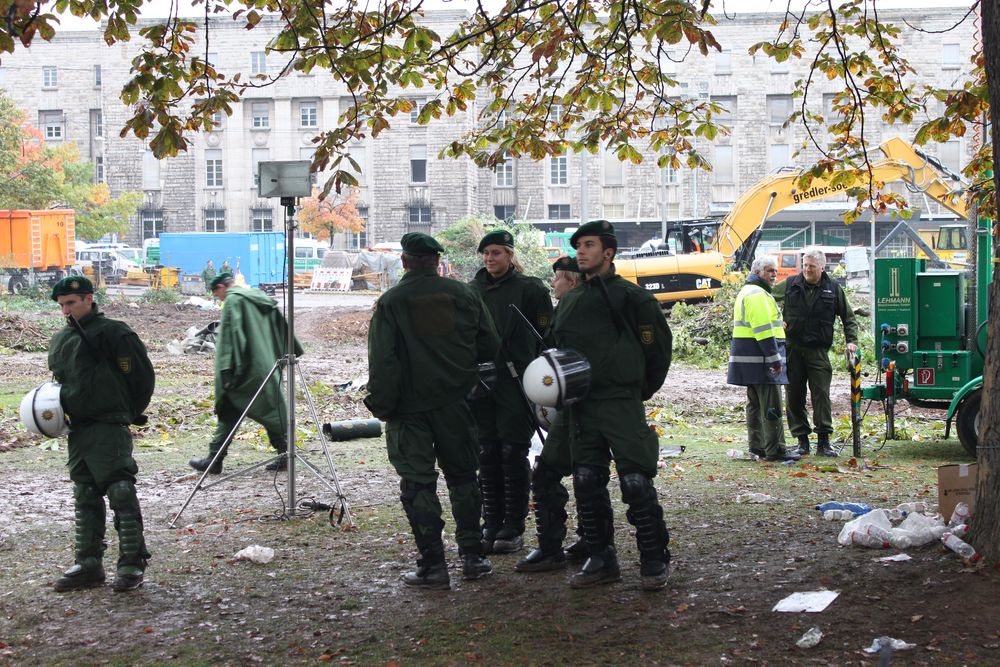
left=0, top=298, right=998, bottom=666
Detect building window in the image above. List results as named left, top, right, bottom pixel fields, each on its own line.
left=42, top=66, right=57, bottom=88
left=251, top=208, right=273, bottom=232
left=603, top=203, right=625, bottom=219
left=91, top=109, right=103, bottom=138
left=712, top=96, right=736, bottom=125
left=141, top=209, right=164, bottom=239
left=205, top=208, right=226, bottom=232
left=347, top=144, right=366, bottom=185
left=494, top=205, right=516, bottom=222
left=713, top=145, right=734, bottom=184
left=40, top=111, right=63, bottom=141
left=495, top=153, right=514, bottom=187
left=548, top=204, right=571, bottom=220
left=715, top=50, right=731, bottom=75
left=659, top=50, right=676, bottom=75
left=769, top=143, right=791, bottom=171
left=142, top=150, right=160, bottom=190
left=939, top=140, right=962, bottom=173
left=661, top=162, right=679, bottom=185
left=767, top=95, right=793, bottom=126
left=550, top=155, right=568, bottom=185
left=410, top=144, right=427, bottom=183
left=407, top=206, right=431, bottom=231
left=250, top=51, right=267, bottom=75
left=299, top=147, right=317, bottom=185
left=603, top=150, right=623, bottom=186
left=942, top=43, right=961, bottom=70
left=209, top=110, right=223, bottom=130
left=205, top=149, right=223, bottom=188
left=823, top=93, right=838, bottom=121
left=350, top=207, right=369, bottom=250
left=550, top=104, right=563, bottom=124
left=94, top=156, right=104, bottom=183
left=252, top=148, right=269, bottom=187
left=825, top=227, right=851, bottom=244
left=252, top=102, right=269, bottom=129
left=300, top=100, right=318, bottom=128
left=409, top=99, right=425, bottom=124
left=94, top=65, right=102, bottom=87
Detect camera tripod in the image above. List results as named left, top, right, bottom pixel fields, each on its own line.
left=169, top=352, right=353, bottom=527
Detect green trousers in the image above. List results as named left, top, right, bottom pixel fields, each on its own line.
left=569, top=397, right=659, bottom=478
left=386, top=401, right=483, bottom=551
left=785, top=345, right=834, bottom=438
left=746, top=384, right=786, bottom=456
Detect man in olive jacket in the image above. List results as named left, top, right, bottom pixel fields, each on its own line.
left=773, top=248, right=858, bottom=457
left=470, top=229, right=553, bottom=554
left=189, top=272, right=303, bottom=474
left=48, top=276, right=155, bottom=592
left=365, top=232, right=501, bottom=589
left=550, top=220, right=673, bottom=591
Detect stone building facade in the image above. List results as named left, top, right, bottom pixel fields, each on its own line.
left=0, top=7, right=978, bottom=250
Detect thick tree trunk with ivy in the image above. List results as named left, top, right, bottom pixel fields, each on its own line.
left=969, top=0, right=1000, bottom=565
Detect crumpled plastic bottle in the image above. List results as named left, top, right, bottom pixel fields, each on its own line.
left=726, top=448, right=759, bottom=461
left=941, top=533, right=980, bottom=561
left=822, top=509, right=854, bottom=521
left=896, top=501, right=927, bottom=514
left=796, top=627, right=823, bottom=648
left=736, top=492, right=777, bottom=503
left=949, top=502, right=971, bottom=528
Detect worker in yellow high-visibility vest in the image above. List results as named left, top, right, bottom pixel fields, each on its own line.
left=727, top=256, right=800, bottom=463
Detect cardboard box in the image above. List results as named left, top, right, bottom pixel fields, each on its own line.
left=938, top=463, right=978, bottom=521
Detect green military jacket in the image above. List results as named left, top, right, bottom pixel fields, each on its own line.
left=365, top=269, right=500, bottom=418
left=214, top=286, right=303, bottom=427
left=773, top=273, right=858, bottom=349
left=48, top=306, right=155, bottom=425
left=471, top=266, right=552, bottom=375
left=551, top=266, right=672, bottom=401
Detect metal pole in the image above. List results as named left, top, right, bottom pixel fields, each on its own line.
left=286, top=203, right=297, bottom=511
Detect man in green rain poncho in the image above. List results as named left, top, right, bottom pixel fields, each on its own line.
left=189, top=273, right=303, bottom=474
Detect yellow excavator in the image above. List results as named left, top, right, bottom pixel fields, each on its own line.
left=616, top=137, right=968, bottom=304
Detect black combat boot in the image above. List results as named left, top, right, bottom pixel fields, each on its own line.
left=108, top=480, right=150, bottom=593
left=493, top=446, right=530, bottom=553
left=460, top=545, right=494, bottom=581
left=570, top=465, right=619, bottom=588
left=570, top=547, right=622, bottom=589
left=516, top=459, right=569, bottom=572
left=265, top=452, right=288, bottom=471
left=817, top=433, right=837, bottom=457
left=621, top=473, right=671, bottom=592
left=796, top=434, right=811, bottom=456
left=55, top=483, right=107, bottom=592
left=189, top=446, right=226, bottom=474
left=402, top=558, right=451, bottom=589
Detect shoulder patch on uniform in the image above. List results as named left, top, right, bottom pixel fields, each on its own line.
left=118, top=357, right=131, bottom=374
left=640, top=324, right=654, bottom=345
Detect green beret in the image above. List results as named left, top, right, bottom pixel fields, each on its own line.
left=400, top=232, right=444, bottom=255
left=50, top=276, right=94, bottom=301
left=552, top=255, right=579, bottom=274
left=209, top=272, right=234, bottom=290
left=570, top=220, right=617, bottom=248
left=477, top=229, right=515, bottom=253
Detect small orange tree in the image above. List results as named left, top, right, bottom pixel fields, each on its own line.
left=295, top=187, right=365, bottom=243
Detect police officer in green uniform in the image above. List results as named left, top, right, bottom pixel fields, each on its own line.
left=189, top=273, right=302, bottom=474
left=365, top=233, right=500, bottom=588
left=201, top=259, right=217, bottom=290
left=551, top=221, right=673, bottom=591
left=470, top=230, right=553, bottom=554
left=727, top=256, right=800, bottom=462
left=47, top=276, right=155, bottom=592
left=515, top=255, right=587, bottom=573
left=773, top=248, right=858, bottom=456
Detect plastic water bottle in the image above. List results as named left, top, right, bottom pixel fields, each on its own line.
left=877, top=508, right=904, bottom=521
left=822, top=509, right=854, bottom=521
left=941, top=533, right=980, bottom=561
left=816, top=501, right=872, bottom=515
left=736, top=492, right=775, bottom=503
left=949, top=502, right=971, bottom=528
left=947, top=523, right=969, bottom=538
left=845, top=524, right=891, bottom=549
left=727, top=448, right=758, bottom=461
left=897, top=501, right=927, bottom=514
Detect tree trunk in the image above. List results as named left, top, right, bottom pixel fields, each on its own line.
left=969, top=0, right=1000, bottom=564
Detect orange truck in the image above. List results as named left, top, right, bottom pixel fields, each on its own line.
left=0, top=209, right=76, bottom=293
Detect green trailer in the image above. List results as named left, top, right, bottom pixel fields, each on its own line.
left=856, top=217, right=990, bottom=457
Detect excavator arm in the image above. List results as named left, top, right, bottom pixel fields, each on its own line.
left=714, top=136, right=968, bottom=260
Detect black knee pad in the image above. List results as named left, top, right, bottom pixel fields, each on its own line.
left=399, top=477, right=436, bottom=503
left=572, top=465, right=609, bottom=499
left=500, top=440, right=530, bottom=463
left=74, top=482, right=103, bottom=506
left=619, top=472, right=656, bottom=506
left=532, top=458, right=563, bottom=488
left=444, top=471, right=477, bottom=489
left=106, top=480, right=139, bottom=511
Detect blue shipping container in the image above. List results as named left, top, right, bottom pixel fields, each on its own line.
left=159, top=232, right=287, bottom=288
